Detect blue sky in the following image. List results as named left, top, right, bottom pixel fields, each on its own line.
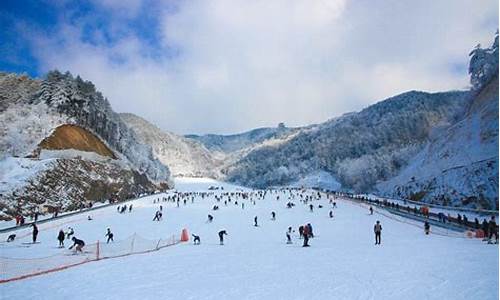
left=0, top=0, right=498, bottom=134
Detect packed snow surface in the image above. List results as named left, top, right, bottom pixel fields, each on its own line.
left=0, top=178, right=497, bottom=299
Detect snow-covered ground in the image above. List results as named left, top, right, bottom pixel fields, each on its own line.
left=0, top=178, right=497, bottom=299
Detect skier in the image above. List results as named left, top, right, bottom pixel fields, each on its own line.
left=369, top=206, right=373, bottom=215
left=302, top=225, right=310, bottom=247
left=208, top=214, right=214, bottom=223
left=298, top=225, right=304, bottom=239
left=424, top=221, right=430, bottom=235
left=69, top=237, right=85, bottom=253
left=105, top=228, right=114, bottom=243
left=66, top=227, right=74, bottom=239
left=374, top=221, right=382, bottom=245
left=307, top=223, right=313, bottom=238
left=488, top=216, right=499, bottom=244
left=57, top=229, right=65, bottom=247
left=286, top=227, right=293, bottom=244
left=329, top=210, right=333, bottom=218
left=6, top=234, right=16, bottom=242
left=129, top=204, right=133, bottom=212
left=254, top=216, right=258, bottom=227
left=309, top=204, right=314, bottom=212
left=218, top=230, right=228, bottom=245
left=482, top=219, right=489, bottom=239
left=153, top=211, right=161, bottom=221
left=32, top=223, right=39, bottom=243
left=192, top=234, right=201, bottom=245
left=271, top=211, right=276, bottom=220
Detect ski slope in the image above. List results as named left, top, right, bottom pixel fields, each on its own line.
left=0, top=178, right=498, bottom=300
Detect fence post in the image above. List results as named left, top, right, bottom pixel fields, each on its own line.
left=96, top=240, right=100, bottom=260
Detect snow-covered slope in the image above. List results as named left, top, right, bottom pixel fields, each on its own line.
left=120, top=113, right=221, bottom=178
left=0, top=178, right=497, bottom=300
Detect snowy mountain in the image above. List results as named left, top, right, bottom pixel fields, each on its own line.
left=221, top=34, right=498, bottom=209
left=186, top=123, right=300, bottom=153
left=120, top=113, right=222, bottom=178
left=224, top=90, right=470, bottom=189
left=0, top=71, right=171, bottom=220
left=377, top=35, right=499, bottom=209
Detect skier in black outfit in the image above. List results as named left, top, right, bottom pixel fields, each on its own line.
left=57, top=229, right=65, bottom=247
left=105, top=228, right=114, bottom=243
left=488, top=216, right=498, bottom=243
left=192, top=234, right=201, bottom=245
left=271, top=211, right=276, bottom=220
left=218, top=230, right=227, bottom=245
left=286, top=227, right=293, bottom=244
left=32, top=223, right=39, bottom=243
left=369, top=206, right=373, bottom=215
left=374, top=221, right=382, bottom=245
left=424, top=221, right=430, bottom=235
left=309, top=204, right=314, bottom=212
left=298, top=225, right=304, bottom=239
left=482, top=219, right=489, bottom=238
left=254, top=216, right=258, bottom=227
left=69, top=237, right=85, bottom=253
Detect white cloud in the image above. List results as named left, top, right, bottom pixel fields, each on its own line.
left=24, top=0, right=498, bottom=134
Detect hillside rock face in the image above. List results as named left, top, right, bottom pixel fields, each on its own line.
left=0, top=71, right=171, bottom=220
left=120, top=113, right=221, bottom=178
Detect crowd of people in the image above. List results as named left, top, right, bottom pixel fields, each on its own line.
left=5, top=187, right=498, bottom=260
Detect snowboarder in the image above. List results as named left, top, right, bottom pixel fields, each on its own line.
left=6, top=234, right=16, bottom=242
left=192, top=234, right=201, bottom=245
left=105, top=228, right=114, bottom=243
left=69, top=237, right=85, bottom=253
left=218, top=230, right=227, bottom=245
left=57, top=229, right=65, bottom=247
left=374, top=221, right=382, bottom=245
left=286, top=227, right=293, bottom=244
left=32, top=223, right=39, bottom=243
left=271, top=211, right=276, bottom=220
left=424, top=221, right=430, bottom=235
left=254, top=216, right=258, bottom=227
left=87, top=215, right=93, bottom=221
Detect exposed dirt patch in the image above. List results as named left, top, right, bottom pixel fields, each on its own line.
left=39, top=124, right=116, bottom=159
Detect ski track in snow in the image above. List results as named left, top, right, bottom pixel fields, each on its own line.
left=0, top=177, right=497, bottom=300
